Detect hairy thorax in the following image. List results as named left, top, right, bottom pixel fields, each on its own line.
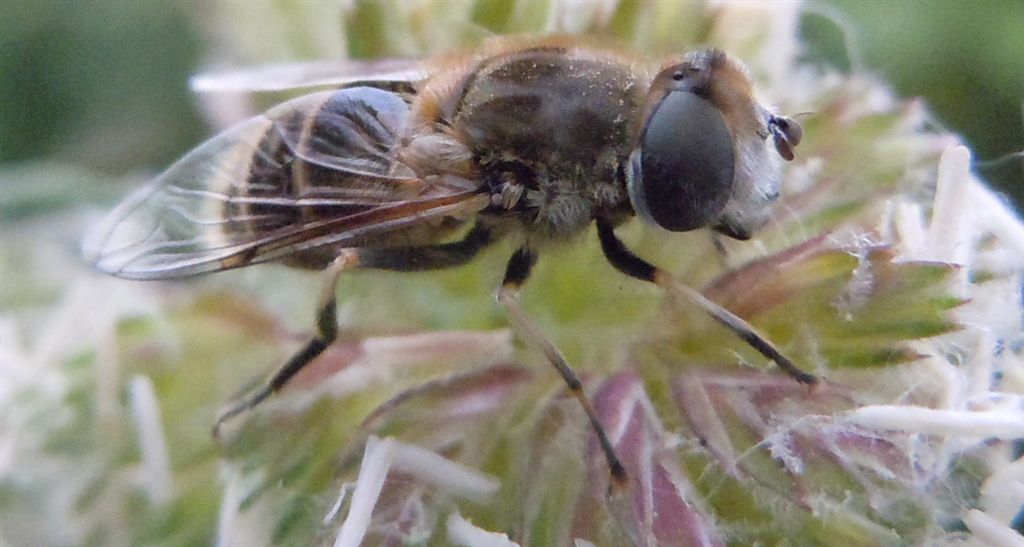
left=410, top=43, right=647, bottom=243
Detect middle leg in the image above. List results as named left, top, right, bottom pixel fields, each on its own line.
left=497, top=248, right=629, bottom=487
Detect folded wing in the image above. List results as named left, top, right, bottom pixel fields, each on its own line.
left=189, top=58, right=426, bottom=94
left=84, top=87, right=486, bottom=279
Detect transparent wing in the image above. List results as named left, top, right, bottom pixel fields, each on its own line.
left=190, top=58, right=426, bottom=93
left=84, top=87, right=487, bottom=279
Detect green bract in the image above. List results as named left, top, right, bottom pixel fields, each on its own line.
left=2, top=2, right=1021, bottom=546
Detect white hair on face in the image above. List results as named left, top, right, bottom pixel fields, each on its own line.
left=716, top=115, right=780, bottom=237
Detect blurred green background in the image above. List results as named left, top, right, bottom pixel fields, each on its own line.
left=1, top=0, right=1021, bottom=216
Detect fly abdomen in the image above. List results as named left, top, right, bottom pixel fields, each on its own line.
left=219, top=87, right=431, bottom=269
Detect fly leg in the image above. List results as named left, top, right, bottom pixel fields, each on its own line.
left=214, top=224, right=496, bottom=436
left=213, top=249, right=358, bottom=436
left=596, top=219, right=818, bottom=385
left=498, top=248, right=629, bottom=488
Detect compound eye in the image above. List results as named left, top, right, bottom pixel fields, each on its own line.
left=628, top=91, right=735, bottom=232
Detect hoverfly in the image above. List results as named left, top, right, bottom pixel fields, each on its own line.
left=85, top=36, right=812, bottom=486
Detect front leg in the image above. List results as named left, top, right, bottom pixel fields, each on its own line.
left=596, top=219, right=818, bottom=385
left=498, top=248, right=629, bottom=487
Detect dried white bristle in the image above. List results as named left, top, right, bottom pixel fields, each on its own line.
left=979, top=458, right=1024, bottom=526
left=447, top=512, right=521, bottom=547
left=390, top=440, right=500, bottom=500
left=334, top=436, right=499, bottom=547
left=322, top=483, right=354, bottom=526
left=846, top=405, right=1024, bottom=440
left=927, top=146, right=972, bottom=282
left=128, top=375, right=173, bottom=505
left=963, top=509, right=1024, bottom=547
left=334, top=436, right=397, bottom=547
left=216, top=468, right=271, bottom=547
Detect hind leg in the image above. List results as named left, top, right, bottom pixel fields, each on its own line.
left=213, top=224, right=496, bottom=435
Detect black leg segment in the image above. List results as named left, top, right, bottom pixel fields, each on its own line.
left=595, top=218, right=818, bottom=386
left=358, top=223, right=495, bottom=272
left=502, top=247, right=537, bottom=288
left=498, top=247, right=628, bottom=487
left=214, top=224, right=500, bottom=436
left=596, top=219, right=657, bottom=282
